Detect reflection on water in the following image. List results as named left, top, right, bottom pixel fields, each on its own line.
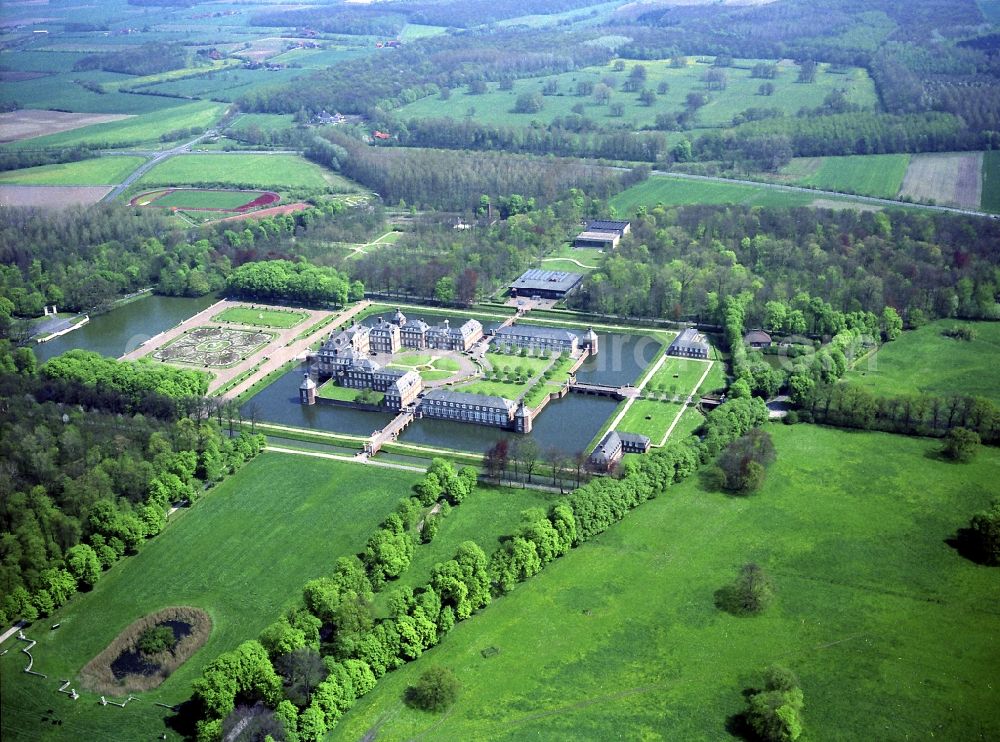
left=33, top=294, right=218, bottom=362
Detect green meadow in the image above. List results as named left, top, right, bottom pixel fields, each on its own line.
left=609, top=175, right=821, bottom=213
left=332, top=424, right=1000, bottom=741
left=781, top=154, right=910, bottom=198
left=212, top=307, right=309, bottom=329
left=3, top=101, right=225, bottom=151
left=135, top=154, right=339, bottom=191
left=396, top=58, right=876, bottom=131
left=0, top=157, right=144, bottom=185
left=0, top=453, right=420, bottom=741
left=846, top=319, right=1000, bottom=403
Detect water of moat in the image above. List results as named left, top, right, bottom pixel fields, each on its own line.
left=242, top=328, right=661, bottom=454
left=33, top=296, right=660, bottom=453
left=34, top=294, right=218, bottom=362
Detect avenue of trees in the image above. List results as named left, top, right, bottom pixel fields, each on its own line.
left=0, top=348, right=264, bottom=626
left=191, top=398, right=769, bottom=739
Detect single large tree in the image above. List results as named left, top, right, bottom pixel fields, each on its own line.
left=408, top=666, right=460, bottom=712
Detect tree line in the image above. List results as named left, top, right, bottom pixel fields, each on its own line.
left=226, top=260, right=361, bottom=307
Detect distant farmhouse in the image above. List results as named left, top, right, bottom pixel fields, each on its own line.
left=667, top=328, right=710, bottom=359
left=573, top=219, right=631, bottom=250
left=589, top=430, right=652, bottom=470
left=508, top=269, right=583, bottom=300
left=744, top=329, right=772, bottom=349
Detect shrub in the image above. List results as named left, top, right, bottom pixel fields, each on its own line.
left=941, top=427, right=980, bottom=462
left=138, top=625, right=176, bottom=656
left=744, top=665, right=805, bottom=741
left=967, top=500, right=1000, bottom=565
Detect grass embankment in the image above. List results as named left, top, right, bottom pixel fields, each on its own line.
left=213, top=306, right=309, bottom=329
left=0, top=157, right=145, bottom=185
left=845, top=320, right=1000, bottom=404
left=333, top=424, right=1000, bottom=740
left=0, top=453, right=421, bottom=741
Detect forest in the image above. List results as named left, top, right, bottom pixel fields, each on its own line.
left=0, top=348, right=264, bottom=627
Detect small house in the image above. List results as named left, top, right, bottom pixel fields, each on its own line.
left=744, top=330, right=772, bottom=349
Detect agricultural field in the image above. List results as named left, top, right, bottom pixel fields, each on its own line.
left=2, top=101, right=224, bottom=151
left=225, top=113, right=297, bottom=136
left=0, top=110, right=132, bottom=143
left=0, top=185, right=111, bottom=209
left=212, top=306, right=309, bottom=329
left=0, top=157, right=143, bottom=186
left=777, top=154, right=910, bottom=198
left=982, top=150, right=1000, bottom=213
left=332, top=424, right=1000, bottom=741
left=845, top=320, right=1000, bottom=403
left=134, top=154, right=348, bottom=191
left=610, top=175, right=820, bottom=214
left=898, top=152, right=984, bottom=209
left=0, top=453, right=421, bottom=741
left=395, top=58, right=877, bottom=132
left=268, top=45, right=372, bottom=69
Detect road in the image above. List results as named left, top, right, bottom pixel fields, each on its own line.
left=643, top=169, right=998, bottom=220
left=101, top=128, right=219, bottom=203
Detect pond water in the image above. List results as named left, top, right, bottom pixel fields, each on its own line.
left=110, top=620, right=191, bottom=680
left=33, top=294, right=218, bottom=362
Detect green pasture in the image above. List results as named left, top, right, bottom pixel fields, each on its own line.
left=332, top=424, right=1000, bottom=741
left=610, top=175, right=820, bottom=213
left=135, top=154, right=334, bottom=190
left=781, top=154, right=910, bottom=198
left=982, top=150, right=1000, bottom=213
left=496, top=0, right=622, bottom=28
left=3, top=101, right=224, bottom=151
left=399, top=24, right=449, bottom=40
left=0, top=453, right=420, bottom=741
left=226, top=113, right=297, bottom=135
left=213, top=306, right=308, bottom=329
left=0, top=156, right=143, bottom=185
left=395, top=58, right=876, bottom=131
left=270, top=46, right=372, bottom=68
left=845, top=320, right=1000, bottom=403
left=0, top=50, right=86, bottom=73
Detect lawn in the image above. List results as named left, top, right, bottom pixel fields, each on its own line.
left=3, top=101, right=224, bottom=150
left=136, top=154, right=336, bottom=191
left=393, top=352, right=432, bottom=366
left=318, top=381, right=383, bottom=404
left=395, top=58, right=876, bottom=133
left=615, top=398, right=680, bottom=441
left=844, top=319, right=1000, bottom=403
left=456, top=379, right=525, bottom=399
left=645, top=357, right=710, bottom=396
left=783, top=154, right=910, bottom=198
left=0, top=156, right=144, bottom=185
left=213, top=306, right=309, bottom=329
left=610, top=175, right=820, bottom=214
left=0, top=453, right=420, bottom=741
left=485, top=350, right=557, bottom=377
left=982, top=150, right=1000, bottom=213
left=331, top=424, right=1000, bottom=741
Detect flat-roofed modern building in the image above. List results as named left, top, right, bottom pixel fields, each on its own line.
left=574, top=219, right=631, bottom=249
left=508, top=269, right=584, bottom=299
left=667, top=327, right=710, bottom=359
left=420, top=389, right=517, bottom=428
